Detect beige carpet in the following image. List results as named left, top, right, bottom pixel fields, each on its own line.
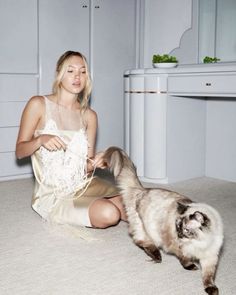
left=0, top=176, right=235, bottom=295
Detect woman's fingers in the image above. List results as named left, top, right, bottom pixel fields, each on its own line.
left=54, top=137, right=67, bottom=150
left=41, top=135, right=67, bottom=151
left=50, top=137, right=67, bottom=151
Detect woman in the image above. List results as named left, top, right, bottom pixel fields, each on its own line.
left=16, top=50, right=126, bottom=229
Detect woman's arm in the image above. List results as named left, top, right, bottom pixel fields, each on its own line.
left=15, top=96, right=66, bottom=159
left=15, top=96, right=44, bottom=159
left=85, top=108, right=107, bottom=171
left=86, top=108, right=98, bottom=159
left=85, top=108, right=98, bottom=172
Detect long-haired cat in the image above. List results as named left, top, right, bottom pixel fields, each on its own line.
left=103, top=146, right=224, bottom=295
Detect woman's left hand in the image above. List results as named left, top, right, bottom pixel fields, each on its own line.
left=93, top=151, right=107, bottom=169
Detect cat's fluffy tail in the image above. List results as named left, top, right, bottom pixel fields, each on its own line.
left=103, top=146, right=143, bottom=191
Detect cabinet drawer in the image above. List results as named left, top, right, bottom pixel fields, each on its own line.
left=0, top=101, right=26, bottom=127
left=0, top=127, right=19, bottom=152
left=0, top=75, right=38, bottom=102
left=0, top=152, right=32, bottom=178
left=168, top=74, right=236, bottom=97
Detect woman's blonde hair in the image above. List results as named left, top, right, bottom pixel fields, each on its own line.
left=52, top=51, right=92, bottom=111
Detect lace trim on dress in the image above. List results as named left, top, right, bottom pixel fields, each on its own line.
left=39, top=119, right=90, bottom=200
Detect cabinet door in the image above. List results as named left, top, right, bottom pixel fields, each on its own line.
left=0, top=0, right=38, bottom=73
left=39, top=0, right=90, bottom=93
left=91, top=0, right=137, bottom=150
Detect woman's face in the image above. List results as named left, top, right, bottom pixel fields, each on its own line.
left=60, top=55, right=87, bottom=95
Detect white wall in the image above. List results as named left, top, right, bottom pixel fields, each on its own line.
left=142, top=0, right=192, bottom=67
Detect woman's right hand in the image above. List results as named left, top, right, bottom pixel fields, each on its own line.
left=39, top=134, right=67, bottom=152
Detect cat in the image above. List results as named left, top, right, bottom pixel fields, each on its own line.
left=103, top=146, right=224, bottom=295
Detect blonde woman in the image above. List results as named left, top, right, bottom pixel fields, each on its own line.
left=16, top=51, right=126, bottom=229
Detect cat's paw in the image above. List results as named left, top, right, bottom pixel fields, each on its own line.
left=205, top=285, right=218, bottom=295
left=144, top=246, right=162, bottom=263
left=183, top=263, right=199, bottom=271
left=179, top=257, right=199, bottom=271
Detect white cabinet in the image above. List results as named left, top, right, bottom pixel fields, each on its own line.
left=168, top=73, right=236, bottom=97
left=125, top=64, right=236, bottom=183
left=0, top=0, right=38, bottom=73
left=125, top=70, right=205, bottom=183
left=0, top=0, right=138, bottom=181
left=0, top=0, right=38, bottom=180
left=39, top=0, right=90, bottom=93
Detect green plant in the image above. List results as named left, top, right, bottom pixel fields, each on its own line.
left=203, top=56, right=220, bottom=63
left=152, top=54, right=178, bottom=63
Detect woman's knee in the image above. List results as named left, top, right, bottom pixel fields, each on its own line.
left=89, top=199, right=121, bottom=228
left=109, top=195, right=127, bottom=221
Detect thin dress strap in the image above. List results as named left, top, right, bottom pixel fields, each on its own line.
left=43, top=96, right=51, bottom=123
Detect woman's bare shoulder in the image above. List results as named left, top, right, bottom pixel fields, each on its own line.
left=83, top=108, right=98, bottom=129
left=27, top=95, right=45, bottom=109
left=29, top=95, right=45, bottom=104
left=84, top=107, right=97, bottom=121
left=21, top=96, right=46, bottom=119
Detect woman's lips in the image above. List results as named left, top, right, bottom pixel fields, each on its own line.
left=73, top=81, right=80, bottom=86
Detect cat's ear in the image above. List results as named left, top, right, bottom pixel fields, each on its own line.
left=177, top=202, right=189, bottom=214
left=103, top=147, right=124, bottom=177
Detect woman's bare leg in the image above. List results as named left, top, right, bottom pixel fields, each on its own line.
left=89, top=198, right=121, bottom=228
left=88, top=195, right=127, bottom=228
left=109, top=195, right=127, bottom=221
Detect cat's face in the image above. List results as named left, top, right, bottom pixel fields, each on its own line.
left=176, top=210, right=211, bottom=239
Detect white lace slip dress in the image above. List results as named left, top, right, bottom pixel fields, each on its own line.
left=31, top=96, right=119, bottom=227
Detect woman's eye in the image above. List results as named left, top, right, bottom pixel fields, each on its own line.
left=67, top=70, right=73, bottom=73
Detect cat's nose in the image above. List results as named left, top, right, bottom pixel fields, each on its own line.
left=190, top=211, right=204, bottom=222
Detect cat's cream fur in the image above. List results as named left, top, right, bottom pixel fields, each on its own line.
left=104, top=146, right=224, bottom=295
